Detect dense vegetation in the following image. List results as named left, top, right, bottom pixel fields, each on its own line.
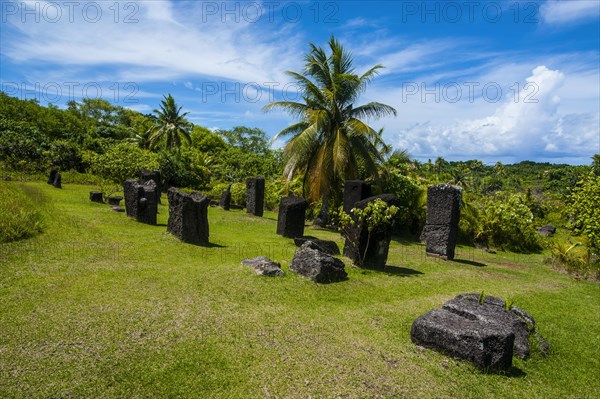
left=0, top=182, right=598, bottom=398
left=0, top=89, right=598, bottom=277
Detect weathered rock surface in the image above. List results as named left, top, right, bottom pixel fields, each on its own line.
left=421, top=184, right=462, bottom=260
left=52, top=171, right=62, bottom=188
left=343, top=180, right=371, bottom=214
left=140, top=169, right=162, bottom=203
left=167, top=187, right=210, bottom=245
left=123, top=180, right=158, bottom=225
left=343, top=194, right=400, bottom=269
left=411, top=293, right=548, bottom=371
left=219, top=184, right=232, bottom=210
left=48, top=168, right=58, bottom=185
left=246, top=177, right=265, bottom=217
left=293, top=237, right=340, bottom=255
left=110, top=206, right=125, bottom=212
left=241, top=256, right=284, bottom=276
left=107, top=196, right=123, bottom=206
left=276, top=196, right=307, bottom=238
left=290, top=242, right=347, bottom=283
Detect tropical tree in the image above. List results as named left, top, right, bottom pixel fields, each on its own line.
left=264, top=36, right=396, bottom=218
left=434, top=156, right=447, bottom=180
left=148, top=94, right=191, bottom=152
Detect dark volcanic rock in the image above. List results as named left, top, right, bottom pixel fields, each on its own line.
left=290, top=242, right=347, bottom=283
left=167, top=187, right=210, bottom=245
left=52, top=171, right=62, bottom=188
left=411, top=307, right=515, bottom=371
left=343, top=194, right=400, bottom=269
left=276, top=196, right=307, bottom=238
left=293, top=237, right=340, bottom=255
left=219, top=184, right=232, bottom=210
left=241, top=256, right=284, bottom=276
left=107, top=196, right=123, bottom=206
left=343, top=180, right=371, bottom=214
left=140, top=169, right=161, bottom=203
left=246, top=177, right=265, bottom=217
left=421, top=184, right=462, bottom=260
left=411, top=293, right=548, bottom=371
left=90, top=191, right=103, bottom=203
left=122, top=180, right=158, bottom=225
left=48, top=168, right=58, bottom=185
left=538, top=224, right=557, bottom=236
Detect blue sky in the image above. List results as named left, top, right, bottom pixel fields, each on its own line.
left=1, top=0, right=599, bottom=164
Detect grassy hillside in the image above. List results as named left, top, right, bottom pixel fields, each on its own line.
left=0, top=182, right=598, bottom=399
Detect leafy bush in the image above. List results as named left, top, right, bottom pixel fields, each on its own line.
left=459, top=192, right=541, bottom=252
left=0, top=181, right=45, bottom=242
left=546, top=239, right=599, bottom=280
left=158, top=149, right=211, bottom=190
left=380, top=172, right=425, bottom=235
left=90, top=143, right=159, bottom=184
left=477, top=193, right=542, bottom=252
left=0, top=118, right=49, bottom=172
left=339, top=199, right=399, bottom=266
left=47, top=139, right=85, bottom=172
left=567, top=173, right=600, bottom=254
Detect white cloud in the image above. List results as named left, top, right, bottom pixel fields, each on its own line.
left=540, top=0, right=600, bottom=25
left=1, top=0, right=303, bottom=86
left=391, top=66, right=599, bottom=162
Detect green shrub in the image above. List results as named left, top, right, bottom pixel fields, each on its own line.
left=477, top=193, right=542, bottom=252
left=0, top=181, right=45, bottom=243
left=158, top=149, right=211, bottom=190
left=90, top=143, right=159, bottom=184
left=567, top=173, right=600, bottom=254
left=0, top=118, right=49, bottom=172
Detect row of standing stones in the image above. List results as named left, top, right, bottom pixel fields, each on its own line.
left=82, top=168, right=547, bottom=371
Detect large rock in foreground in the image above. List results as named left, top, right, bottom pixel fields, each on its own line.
left=290, top=242, right=347, bottom=283
left=411, top=293, right=548, bottom=371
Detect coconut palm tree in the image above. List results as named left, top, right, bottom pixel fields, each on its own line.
left=148, top=94, right=191, bottom=152
left=264, top=36, right=396, bottom=216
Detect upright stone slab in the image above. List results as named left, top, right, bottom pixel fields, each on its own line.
left=167, top=188, right=210, bottom=245
left=140, top=169, right=161, bottom=203
left=219, top=184, right=232, bottom=210
left=421, top=184, right=462, bottom=260
left=343, top=180, right=371, bottom=214
left=276, top=196, right=307, bottom=238
left=246, top=177, right=265, bottom=217
left=343, top=194, right=400, bottom=270
left=122, top=179, right=158, bottom=225
left=47, top=168, right=58, bottom=185
left=52, top=172, right=62, bottom=188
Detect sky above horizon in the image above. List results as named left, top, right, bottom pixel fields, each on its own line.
left=1, top=0, right=599, bottom=165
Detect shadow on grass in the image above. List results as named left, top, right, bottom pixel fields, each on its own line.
left=452, top=258, right=487, bottom=267
left=503, top=366, right=527, bottom=378
left=367, top=265, right=424, bottom=277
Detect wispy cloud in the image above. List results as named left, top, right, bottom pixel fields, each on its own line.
left=540, top=0, right=600, bottom=25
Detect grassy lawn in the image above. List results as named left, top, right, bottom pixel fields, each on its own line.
left=1, top=181, right=599, bottom=398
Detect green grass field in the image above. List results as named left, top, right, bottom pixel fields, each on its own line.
left=1, top=182, right=599, bottom=398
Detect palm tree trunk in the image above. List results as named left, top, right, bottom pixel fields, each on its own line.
left=313, top=188, right=331, bottom=226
